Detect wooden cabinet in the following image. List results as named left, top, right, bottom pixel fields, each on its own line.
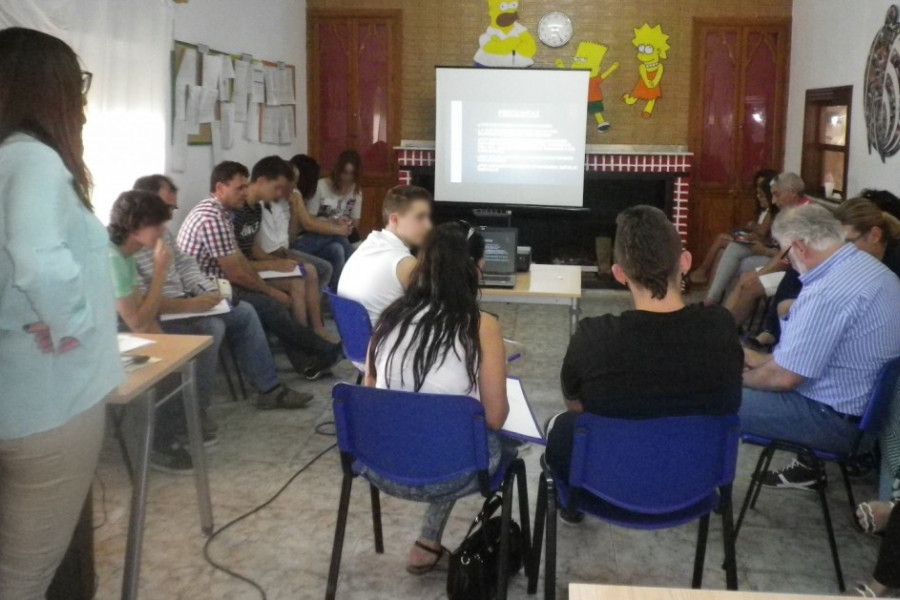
left=689, top=19, right=790, bottom=256
left=308, top=10, right=402, bottom=237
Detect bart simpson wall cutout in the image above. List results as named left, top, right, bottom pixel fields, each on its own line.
left=622, top=24, right=670, bottom=119
left=557, top=42, right=620, bottom=132
left=473, top=0, right=537, bottom=68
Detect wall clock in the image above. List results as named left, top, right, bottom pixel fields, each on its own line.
left=537, top=11, right=574, bottom=49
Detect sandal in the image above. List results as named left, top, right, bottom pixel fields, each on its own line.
left=853, top=582, right=891, bottom=597
left=406, top=541, right=448, bottom=576
left=856, top=500, right=897, bottom=534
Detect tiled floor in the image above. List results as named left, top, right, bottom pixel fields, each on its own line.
left=92, top=291, right=882, bottom=599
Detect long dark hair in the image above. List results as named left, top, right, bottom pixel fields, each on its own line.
left=329, top=149, right=361, bottom=195
left=369, top=223, right=482, bottom=392
left=290, top=154, right=320, bottom=200
left=0, top=27, right=92, bottom=209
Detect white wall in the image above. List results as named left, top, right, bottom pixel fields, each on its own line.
left=169, top=0, right=308, bottom=225
left=785, top=0, right=898, bottom=197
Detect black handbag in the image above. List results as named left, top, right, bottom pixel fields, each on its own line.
left=447, top=494, right=524, bottom=600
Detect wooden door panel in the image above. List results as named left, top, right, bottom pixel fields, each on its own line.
left=696, top=28, right=741, bottom=190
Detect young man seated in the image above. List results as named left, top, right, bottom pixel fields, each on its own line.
left=177, top=161, right=341, bottom=383
left=233, top=156, right=330, bottom=339
left=110, top=190, right=315, bottom=471
left=337, top=185, right=433, bottom=326
left=546, top=205, right=744, bottom=522
left=132, top=175, right=316, bottom=405
left=742, top=204, right=900, bottom=489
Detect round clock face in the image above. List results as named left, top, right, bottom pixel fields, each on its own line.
left=538, top=11, right=574, bottom=48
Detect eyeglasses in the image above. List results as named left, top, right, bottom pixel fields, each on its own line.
left=81, top=71, right=93, bottom=97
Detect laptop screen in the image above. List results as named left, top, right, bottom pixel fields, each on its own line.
left=480, top=227, right=517, bottom=275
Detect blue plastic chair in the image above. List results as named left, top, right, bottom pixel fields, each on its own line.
left=326, top=383, right=531, bottom=600
left=325, top=290, right=373, bottom=383
left=735, top=356, right=900, bottom=592
left=527, top=414, right=741, bottom=599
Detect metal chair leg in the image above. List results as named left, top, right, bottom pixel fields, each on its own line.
left=325, top=473, right=354, bottom=600
left=692, top=514, right=710, bottom=589
left=720, top=484, right=738, bottom=591
left=229, top=342, right=247, bottom=399
left=816, top=480, right=845, bottom=592
left=219, top=352, right=239, bottom=403
left=735, top=447, right=769, bottom=539
left=838, top=462, right=856, bottom=516
left=527, top=473, right=547, bottom=595
left=497, top=472, right=515, bottom=600
left=369, top=484, right=384, bottom=554
left=545, top=477, right=558, bottom=600
left=514, top=460, right=532, bottom=578
left=750, top=448, right=775, bottom=510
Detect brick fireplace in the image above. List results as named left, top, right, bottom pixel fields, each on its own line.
left=396, top=144, right=693, bottom=243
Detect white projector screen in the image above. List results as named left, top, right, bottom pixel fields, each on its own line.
left=434, top=67, right=589, bottom=208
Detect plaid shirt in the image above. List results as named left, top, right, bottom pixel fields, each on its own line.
left=176, top=197, right=238, bottom=279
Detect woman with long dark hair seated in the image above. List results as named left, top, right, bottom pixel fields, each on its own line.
left=364, top=222, right=514, bottom=575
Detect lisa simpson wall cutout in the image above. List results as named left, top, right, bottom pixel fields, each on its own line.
left=622, top=24, right=670, bottom=119
left=473, top=0, right=537, bottom=68
left=864, top=4, right=900, bottom=162
left=556, top=42, right=620, bottom=132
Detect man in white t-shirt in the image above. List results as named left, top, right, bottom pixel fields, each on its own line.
left=338, top=185, right=433, bottom=326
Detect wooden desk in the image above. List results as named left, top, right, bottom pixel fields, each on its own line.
left=569, top=584, right=837, bottom=600
left=480, top=264, right=583, bottom=335
left=110, top=334, right=213, bottom=600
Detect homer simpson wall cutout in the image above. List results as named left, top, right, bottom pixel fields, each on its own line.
left=622, top=24, right=670, bottom=119
left=473, top=0, right=537, bottom=68
left=556, top=42, right=619, bottom=132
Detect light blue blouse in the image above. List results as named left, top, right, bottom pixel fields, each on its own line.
left=0, top=133, right=123, bottom=440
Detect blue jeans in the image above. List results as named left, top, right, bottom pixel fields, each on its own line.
left=292, top=233, right=354, bottom=290
left=739, top=388, right=861, bottom=455
left=360, top=434, right=517, bottom=543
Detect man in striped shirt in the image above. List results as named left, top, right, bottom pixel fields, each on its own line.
left=177, top=162, right=342, bottom=389
left=742, top=205, right=900, bottom=489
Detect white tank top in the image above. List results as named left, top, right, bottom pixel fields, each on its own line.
left=373, top=309, right=480, bottom=400
left=338, top=229, right=410, bottom=326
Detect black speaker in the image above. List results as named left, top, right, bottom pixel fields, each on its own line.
left=516, top=246, right=531, bottom=272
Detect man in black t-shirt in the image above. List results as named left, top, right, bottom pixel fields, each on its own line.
left=546, top=206, right=743, bottom=521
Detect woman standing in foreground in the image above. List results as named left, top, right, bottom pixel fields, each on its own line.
left=0, top=27, right=123, bottom=597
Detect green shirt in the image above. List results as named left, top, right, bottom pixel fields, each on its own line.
left=109, top=244, right=138, bottom=299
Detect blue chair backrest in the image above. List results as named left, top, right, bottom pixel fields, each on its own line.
left=569, top=413, right=741, bottom=515
left=326, top=291, right=373, bottom=365
left=859, top=356, right=900, bottom=435
left=332, top=383, right=492, bottom=488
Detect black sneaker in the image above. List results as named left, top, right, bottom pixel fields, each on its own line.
left=756, top=457, right=825, bottom=490
left=257, top=385, right=314, bottom=410
left=304, top=345, right=343, bottom=381
left=559, top=508, right=585, bottom=525
left=150, top=442, right=194, bottom=475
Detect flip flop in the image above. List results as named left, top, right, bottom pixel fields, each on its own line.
left=406, top=541, right=449, bottom=576
left=855, top=500, right=897, bottom=534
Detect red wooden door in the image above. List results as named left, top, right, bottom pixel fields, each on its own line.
left=308, top=10, right=402, bottom=236
left=689, top=19, right=790, bottom=256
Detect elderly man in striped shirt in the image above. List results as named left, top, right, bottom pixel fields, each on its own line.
left=742, top=204, right=900, bottom=489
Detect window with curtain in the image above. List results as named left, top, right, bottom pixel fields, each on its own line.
left=0, top=0, right=172, bottom=222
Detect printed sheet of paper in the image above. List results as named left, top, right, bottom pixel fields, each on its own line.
left=117, top=333, right=156, bottom=354
left=197, top=87, right=218, bottom=123
left=232, top=60, right=251, bottom=121
left=218, top=54, right=235, bottom=101
left=278, top=68, right=295, bottom=105
left=201, top=52, right=222, bottom=90
left=220, top=102, right=235, bottom=149
left=210, top=121, right=225, bottom=165
left=251, top=64, right=265, bottom=103
left=175, top=47, right=197, bottom=86
left=160, top=299, right=231, bottom=322
left=186, top=85, right=202, bottom=135
left=259, top=265, right=305, bottom=279
left=260, top=106, right=280, bottom=143
left=264, top=66, right=279, bottom=106
left=171, top=119, right=188, bottom=172
left=245, top=103, right=260, bottom=141
left=501, top=377, right=545, bottom=445
left=279, top=107, right=296, bottom=144
left=173, top=83, right=187, bottom=121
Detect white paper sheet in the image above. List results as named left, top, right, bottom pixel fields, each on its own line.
left=218, top=54, right=234, bottom=102
left=159, top=299, right=231, bottom=322
left=251, top=64, right=265, bottom=103
left=201, top=51, right=222, bottom=89
left=220, top=102, right=235, bottom=149
left=117, top=333, right=156, bottom=354
left=210, top=121, right=224, bottom=165
left=501, top=377, right=545, bottom=444
left=186, top=85, right=202, bottom=135
left=245, top=102, right=260, bottom=141
left=233, top=93, right=248, bottom=123
left=260, top=105, right=280, bottom=143
left=279, top=107, right=296, bottom=144
left=173, top=83, right=187, bottom=121
left=197, top=87, right=218, bottom=123
left=264, top=66, right=279, bottom=106
left=175, top=48, right=197, bottom=86
left=279, top=68, right=295, bottom=105
left=232, top=60, right=250, bottom=121
left=259, top=265, right=305, bottom=279
left=171, top=119, right=188, bottom=172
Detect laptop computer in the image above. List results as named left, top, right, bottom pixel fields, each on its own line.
left=479, top=226, right=518, bottom=288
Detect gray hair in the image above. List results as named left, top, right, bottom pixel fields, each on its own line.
left=772, top=172, right=805, bottom=196
left=771, top=204, right=845, bottom=251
